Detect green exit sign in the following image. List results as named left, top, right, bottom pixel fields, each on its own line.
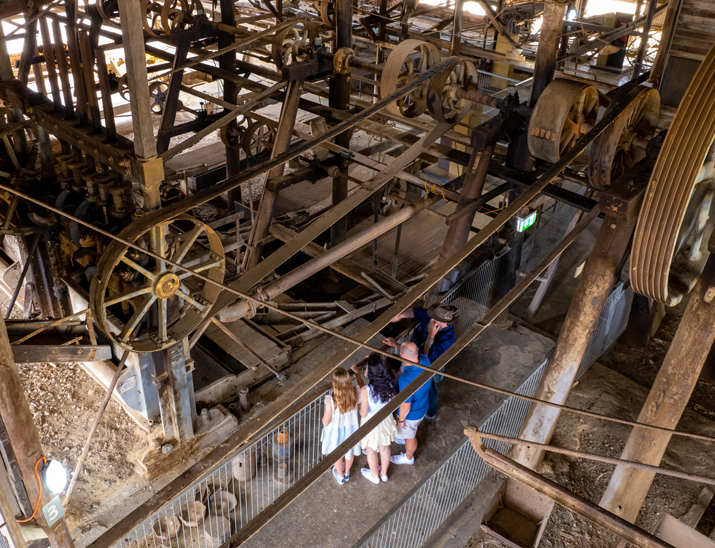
left=517, top=211, right=538, bottom=232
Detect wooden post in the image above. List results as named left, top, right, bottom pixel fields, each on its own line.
left=0, top=315, right=75, bottom=548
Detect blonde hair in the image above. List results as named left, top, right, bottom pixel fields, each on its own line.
left=331, top=369, right=357, bottom=414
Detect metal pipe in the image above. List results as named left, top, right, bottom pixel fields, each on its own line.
left=219, top=190, right=442, bottom=322
left=464, top=427, right=673, bottom=548
left=65, top=349, right=130, bottom=503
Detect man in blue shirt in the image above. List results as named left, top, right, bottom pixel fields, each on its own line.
left=390, top=342, right=432, bottom=465
left=383, top=303, right=459, bottom=420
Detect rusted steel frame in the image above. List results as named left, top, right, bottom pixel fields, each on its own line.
left=599, top=253, right=715, bottom=523
left=464, top=428, right=673, bottom=548
left=64, top=349, right=130, bottom=503
left=512, top=210, right=641, bottom=470
left=218, top=202, right=602, bottom=548
left=632, top=0, right=657, bottom=76
left=244, top=78, right=304, bottom=269
left=472, top=428, right=715, bottom=487
left=52, top=19, right=75, bottom=120
left=78, top=31, right=102, bottom=134
left=156, top=43, right=190, bottom=154
left=0, top=314, right=76, bottom=548
left=530, top=0, right=568, bottom=105
left=159, top=80, right=287, bottom=161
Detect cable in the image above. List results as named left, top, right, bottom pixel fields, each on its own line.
left=17, top=456, right=46, bottom=523
left=4, top=166, right=715, bottom=448
left=424, top=180, right=452, bottom=205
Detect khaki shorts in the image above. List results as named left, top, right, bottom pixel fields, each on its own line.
left=396, top=416, right=423, bottom=439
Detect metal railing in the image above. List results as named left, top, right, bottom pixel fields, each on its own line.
left=354, top=361, right=547, bottom=548
left=353, top=279, right=632, bottom=548
left=111, top=392, right=327, bottom=548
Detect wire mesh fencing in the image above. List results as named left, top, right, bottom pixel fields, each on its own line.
left=353, top=280, right=631, bottom=548
left=111, top=392, right=327, bottom=548
left=353, top=361, right=547, bottom=548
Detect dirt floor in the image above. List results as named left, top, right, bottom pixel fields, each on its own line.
left=463, top=298, right=715, bottom=548
left=18, top=359, right=146, bottom=527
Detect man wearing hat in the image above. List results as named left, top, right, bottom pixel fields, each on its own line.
left=383, top=303, right=459, bottom=419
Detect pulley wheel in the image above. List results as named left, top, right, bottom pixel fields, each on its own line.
left=588, top=83, right=659, bottom=189
left=426, top=58, right=477, bottom=124
left=243, top=121, right=276, bottom=159
left=271, top=22, right=318, bottom=70
left=380, top=39, right=440, bottom=118
left=528, top=79, right=599, bottom=163
left=90, top=214, right=225, bottom=353
left=631, top=44, right=715, bottom=306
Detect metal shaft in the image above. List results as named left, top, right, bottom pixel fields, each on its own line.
left=65, top=349, right=130, bottom=503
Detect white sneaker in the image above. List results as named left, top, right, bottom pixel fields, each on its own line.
left=361, top=448, right=367, bottom=455
left=380, top=475, right=388, bottom=483
left=361, top=467, right=380, bottom=485
left=390, top=452, right=415, bottom=465
left=393, top=438, right=405, bottom=445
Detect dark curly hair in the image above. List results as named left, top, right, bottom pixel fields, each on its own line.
left=367, top=353, right=398, bottom=404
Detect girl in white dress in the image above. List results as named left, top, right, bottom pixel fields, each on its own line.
left=321, top=368, right=361, bottom=484
left=357, top=354, right=398, bottom=485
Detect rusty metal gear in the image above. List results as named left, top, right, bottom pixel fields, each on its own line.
left=528, top=79, right=600, bottom=163
left=243, top=121, right=276, bottom=159
left=631, top=44, right=715, bottom=306
left=380, top=39, right=440, bottom=118
left=90, top=214, right=225, bottom=353
left=588, top=83, right=659, bottom=189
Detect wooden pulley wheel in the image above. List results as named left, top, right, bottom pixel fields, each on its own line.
left=527, top=79, right=599, bottom=163
left=588, top=83, right=659, bottom=189
left=380, top=39, right=440, bottom=118
left=220, top=121, right=245, bottom=150
left=271, top=22, right=318, bottom=70
left=243, top=121, right=276, bottom=159
left=90, top=215, right=226, bottom=353
left=631, top=44, right=715, bottom=306
left=426, top=58, right=477, bottom=124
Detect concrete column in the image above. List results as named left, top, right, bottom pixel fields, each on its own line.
left=0, top=315, right=74, bottom=548
left=513, top=206, right=639, bottom=469
left=599, top=253, right=715, bottom=523
left=117, top=0, right=163, bottom=210
left=329, top=0, right=353, bottom=246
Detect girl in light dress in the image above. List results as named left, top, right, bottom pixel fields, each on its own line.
left=321, top=368, right=361, bottom=485
left=355, top=354, right=398, bottom=485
